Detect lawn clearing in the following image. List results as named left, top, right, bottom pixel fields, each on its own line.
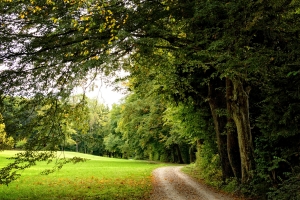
left=0, top=151, right=173, bottom=200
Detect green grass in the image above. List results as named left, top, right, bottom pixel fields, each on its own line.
left=0, top=151, right=173, bottom=200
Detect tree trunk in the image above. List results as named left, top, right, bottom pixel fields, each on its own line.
left=226, top=78, right=242, bottom=180
left=228, top=78, right=255, bottom=183
left=195, top=139, right=203, bottom=165
left=208, top=81, right=234, bottom=181
left=84, top=145, right=87, bottom=154
left=172, top=145, right=176, bottom=163
left=175, top=144, right=184, bottom=164
left=76, top=142, right=79, bottom=152
left=189, top=144, right=196, bottom=163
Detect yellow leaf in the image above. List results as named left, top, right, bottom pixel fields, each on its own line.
left=51, top=17, right=58, bottom=23
left=92, top=55, right=99, bottom=60
left=80, top=40, right=88, bottom=45
left=178, top=32, right=186, bottom=38
left=83, top=50, right=89, bottom=56
left=46, top=0, right=54, bottom=4
left=80, top=16, right=90, bottom=21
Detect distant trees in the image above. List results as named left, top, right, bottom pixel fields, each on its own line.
left=69, top=98, right=109, bottom=155
left=0, top=113, right=14, bottom=150
left=115, top=91, right=190, bottom=163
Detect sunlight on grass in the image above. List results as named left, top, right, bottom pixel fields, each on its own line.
left=0, top=150, right=173, bottom=200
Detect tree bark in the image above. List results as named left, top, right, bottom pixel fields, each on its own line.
left=228, top=78, right=255, bottom=183
left=84, top=144, right=87, bottom=154
left=189, top=144, right=196, bottom=163
left=226, top=78, right=242, bottom=180
left=208, top=81, right=234, bottom=181
left=76, top=142, right=79, bottom=152
left=175, top=144, right=184, bottom=164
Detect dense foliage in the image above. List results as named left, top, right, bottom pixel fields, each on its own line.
left=1, top=0, right=300, bottom=198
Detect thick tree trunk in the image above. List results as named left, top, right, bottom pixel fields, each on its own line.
left=195, top=139, right=202, bottom=165
left=228, top=78, right=255, bottom=183
left=208, top=81, right=234, bottom=181
left=189, top=144, right=196, bottom=163
left=195, top=139, right=203, bottom=164
left=226, top=78, right=242, bottom=180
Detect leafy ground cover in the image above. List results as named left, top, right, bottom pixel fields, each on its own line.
left=0, top=151, right=172, bottom=200
left=182, top=164, right=241, bottom=198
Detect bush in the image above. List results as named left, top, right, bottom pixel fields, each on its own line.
left=194, top=143, right=222, bottom=187
left=15, top=139, right=27, bottom=150
left=267, top=173, right=300, bottom=200
left=222, top=177, right=239, bottom=193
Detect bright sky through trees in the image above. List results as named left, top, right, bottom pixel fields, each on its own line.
left=85, top=83, right=125, bottom=107
left=74, top=70, right=128, bottom=107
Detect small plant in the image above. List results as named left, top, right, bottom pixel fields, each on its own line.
left=222, top=177, right=239, bottom=193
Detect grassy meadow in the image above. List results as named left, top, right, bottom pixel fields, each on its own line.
left=0, top=151, right=172, bottom=200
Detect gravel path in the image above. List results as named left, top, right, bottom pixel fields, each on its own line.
left=149, top=166, right=234, bottom=200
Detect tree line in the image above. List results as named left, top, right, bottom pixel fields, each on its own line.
left=0, top=94, right=193, bottom=163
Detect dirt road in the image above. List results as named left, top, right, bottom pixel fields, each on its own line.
left=150, top=166, right=234, bottom=200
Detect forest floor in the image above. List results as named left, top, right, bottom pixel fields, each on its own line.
left=149, top=166, right=240, bottom=200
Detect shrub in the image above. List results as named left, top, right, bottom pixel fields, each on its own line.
left=15, top=139, right=27, bottom=150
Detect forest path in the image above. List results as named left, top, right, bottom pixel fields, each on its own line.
left=149, top=166, right=235, bottom=200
